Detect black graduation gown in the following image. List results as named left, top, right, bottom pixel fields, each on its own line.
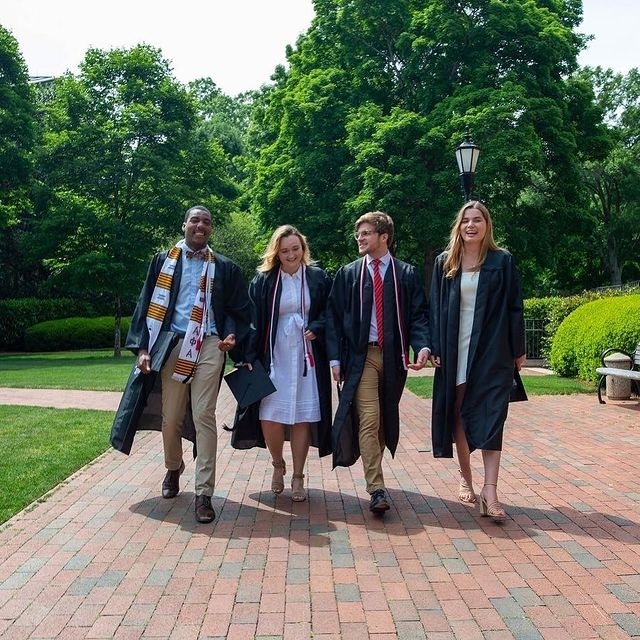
left=429, top=249, right=526, bottom=458
left=230, top=265, right=333, bottom=457
left=110, top=249, right=250, bottom=454
left=326, top=256, right=430, bottom=468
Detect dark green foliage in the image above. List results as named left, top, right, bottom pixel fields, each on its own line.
left=549, top=295, right=640, bottom=381
left=0, top=298, right=96, bottom=350
left=0, top=26, right=37, bottom=300
left=24, top=316, right=131, bottom=352
left=0, top=25, right=35, bottom=229
left=210, top=211, right=263, bottom=283
left=577, top=68, right=640, bottom=286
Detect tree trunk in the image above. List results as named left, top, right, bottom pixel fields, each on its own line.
left=113, top=295, right=122, bottom=358
left=423, top=244, right=439, bottom=297
left=605, top=231, right=622, bottom=285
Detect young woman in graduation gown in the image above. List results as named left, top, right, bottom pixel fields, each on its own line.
left=230, top=225, right=332, bottom=502
left=429, top=201, right=526, bottom=522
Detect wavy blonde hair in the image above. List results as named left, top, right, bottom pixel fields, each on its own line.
left=257, top=225, right=314, bottom=273
left=443, top=201, right=500, bottom=278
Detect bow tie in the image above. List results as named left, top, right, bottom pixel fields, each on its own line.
left=186, top=249, right=207, bottom=260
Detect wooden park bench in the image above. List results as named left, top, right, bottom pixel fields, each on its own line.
left=596, top=344, right=640, bottom=404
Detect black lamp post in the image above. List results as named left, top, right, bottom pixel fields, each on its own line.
left=455, top=132, right=480, bottom=201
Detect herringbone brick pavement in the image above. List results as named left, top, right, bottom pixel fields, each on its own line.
left=0, top=384, right=638, bottom=639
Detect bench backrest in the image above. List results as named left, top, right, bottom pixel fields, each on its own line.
left=635, top=344, right=640, bottom=370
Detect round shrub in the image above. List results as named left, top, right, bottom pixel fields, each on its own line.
left=0, top=298, right=97, bottom=350
left=24, top=317, right=131, bottom=352
left=549, top=295, right=640, bottom=381
left=525, top=286, right=640, bottom=361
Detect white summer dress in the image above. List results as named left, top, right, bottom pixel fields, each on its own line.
left=259, top=268, right=321, bottom=425
left=456, top=270, right=479, bottom=386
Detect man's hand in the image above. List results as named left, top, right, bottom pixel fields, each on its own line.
left=407, top=347, right=430, bottom=371
left=137, top=350, right=151, bottom=374
left=331, top=364, right=342, bottom=382
left=218, top=334, right=236, bottom=352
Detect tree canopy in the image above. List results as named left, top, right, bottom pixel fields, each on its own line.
left=249, top=0, right=615, bottom=294
left=0, top=25, right=36, bottom=297
left=1, top=0, right=639, bottom=330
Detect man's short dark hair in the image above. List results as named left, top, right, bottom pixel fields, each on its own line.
left=184, top=205, right=212, bottom=222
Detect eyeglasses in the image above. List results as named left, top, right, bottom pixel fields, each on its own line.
left=353, top=229, right=378, bottom=240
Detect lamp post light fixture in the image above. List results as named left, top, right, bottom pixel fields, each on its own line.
left=455, top=132, right=480, bottom=201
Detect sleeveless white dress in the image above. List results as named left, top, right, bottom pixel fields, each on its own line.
left=259, top=268, right=320, bottom=425
left=456, top=271, right=479, bottom=386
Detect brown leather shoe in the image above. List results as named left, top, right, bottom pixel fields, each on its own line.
left=195, top=495, right=215, bottom=523
left=161, top=460, right=185, bottom=499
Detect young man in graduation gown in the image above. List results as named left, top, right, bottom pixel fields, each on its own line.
left=326, top=211, right=431, bottom=514
left=111, top=205, right=250, bottom=523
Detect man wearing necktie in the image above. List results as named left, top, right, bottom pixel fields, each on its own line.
left=327, top=211, right=431, bottom=514
left=113, top=205, right=250, bottom=523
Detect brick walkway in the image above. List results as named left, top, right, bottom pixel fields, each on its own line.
left=0, top=385, right=639, bottom=639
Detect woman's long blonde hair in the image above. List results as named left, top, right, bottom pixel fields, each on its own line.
left=257, top=224, right=314, bottom=273
left=443, top=201, right=500, bottom=278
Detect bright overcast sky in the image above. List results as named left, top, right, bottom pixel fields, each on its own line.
left=1, top=0, right=637, bottom=96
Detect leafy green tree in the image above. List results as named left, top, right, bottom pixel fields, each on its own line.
left=249, top=0, right=603, bottom=294
left=210, top=211, right=263, bottom=283
left=27, top=45, right=237, bottom=354
left=0, top=25, right=36, bottom=297
left=188, top=78, right=254, bottom=177
left=579, top=67, right=640, bottom=285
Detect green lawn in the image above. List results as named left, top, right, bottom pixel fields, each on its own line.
left=0, top=405, right=114, bottom=524
left=0, top=349, right=136, bottom=391
left=0, top=350, right=132, bottom=523
left=405, top=372, right=595, bottom=399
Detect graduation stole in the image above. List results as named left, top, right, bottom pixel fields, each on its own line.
left=359, top=256, right=409, bottom=370
left=144, top=239, right=215, bottom=383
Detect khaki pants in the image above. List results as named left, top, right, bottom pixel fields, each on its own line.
left=161, top=335, right=224, bottom=497
left=355, top=344, right=385, bottom=494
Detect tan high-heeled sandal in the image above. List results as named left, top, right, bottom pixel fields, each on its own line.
left=458, top=470, right=476, bottom=504
left=271, top=460, right=286, bottom=494
left=291, top=474, right=306, bottom=502
left=478, top=483, right=506, bottom=523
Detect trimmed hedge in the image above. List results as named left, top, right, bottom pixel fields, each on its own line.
left=524, top=286, right=640, bottom=361
left=549, top=295, right=640, bottom=381
left=0, top=298, right=97, bottom=350
left=24, top=316, right=131, bottom=352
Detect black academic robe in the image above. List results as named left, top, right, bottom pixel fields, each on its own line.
left=429, top=249, right=526, bottom=458
left=326, top=256, right=430, bottom=468
left=230, top=265, right=333, bottom=457
left=110, top=249, right=251, bottom=454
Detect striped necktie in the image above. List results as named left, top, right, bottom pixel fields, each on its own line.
left=373, top=258, right=384, bottom=346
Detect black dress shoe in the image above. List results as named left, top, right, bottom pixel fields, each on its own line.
left=161, top=460, right=185, bottom=499
left=369, top=489, right=390, bottom=513
left=195, top=495, right=215, bottom=523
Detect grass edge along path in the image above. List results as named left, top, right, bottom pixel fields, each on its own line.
left=0, top=405, right=113, bottom=525
left=405, top=373, right=594, bottom=399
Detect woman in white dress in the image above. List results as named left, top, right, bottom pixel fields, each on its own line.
left=231, top=225, right=332, bottom=501
left=429, top=201, right=526, bottom=522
